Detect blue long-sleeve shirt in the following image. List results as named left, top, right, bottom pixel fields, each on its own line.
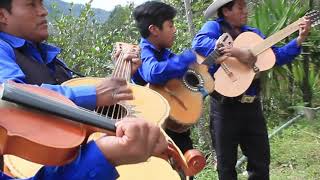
left=192, top=18, right=302, bottom=95
left=0, top=141, right=119, bottom=180
left=0, top=32, right=96, bottom=110
left=132, top=38, right=196, bottom=85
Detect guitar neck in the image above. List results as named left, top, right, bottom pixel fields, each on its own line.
left=251, top=18, right=303, bottom=56
left=201, top=49, right=220, bottom=67
left=113, top=53, right=132, bottom=81
left=1, top=83, right=116, bottom=132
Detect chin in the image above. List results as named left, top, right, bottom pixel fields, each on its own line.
left=37, top=33, right=49, bottom=42
left=168, top=42, right=174, bottom=48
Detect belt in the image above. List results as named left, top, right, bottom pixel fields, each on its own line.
left=211, top=92, right=258, bottom=104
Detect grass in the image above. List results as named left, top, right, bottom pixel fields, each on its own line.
left=194, top=117, right=320, bottom=180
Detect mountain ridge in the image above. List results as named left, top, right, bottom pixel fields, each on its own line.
left=44, top=0, right=111, bottom=22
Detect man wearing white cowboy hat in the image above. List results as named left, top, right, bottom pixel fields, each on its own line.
left=192, top=0, right=311, bottom=179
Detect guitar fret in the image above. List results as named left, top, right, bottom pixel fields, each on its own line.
left=203, top=49, right=220, bottom=66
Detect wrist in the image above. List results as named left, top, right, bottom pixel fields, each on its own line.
left=95, top=138, right=122, bottom=166
left=296, top=36, right=306, bottom=46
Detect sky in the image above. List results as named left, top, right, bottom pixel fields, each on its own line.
left=62, top=0, right=147, bottom=11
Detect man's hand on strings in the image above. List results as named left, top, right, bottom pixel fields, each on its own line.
left=113, top=44, right=141, bottom=75
left=96, top=77, right=133, bottom=107
left=218, top=46, right=257, bottom=67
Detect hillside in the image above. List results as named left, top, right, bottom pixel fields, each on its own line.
left=44, top=0, right=111, bottom=22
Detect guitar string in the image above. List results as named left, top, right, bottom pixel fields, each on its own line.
left=110, top=47, right=132, bottom=121
left=111, top=51, right=124, bottom=121
left=94, top=45, right=133, bottom=122
left=96, top=46, right=124, bottom=121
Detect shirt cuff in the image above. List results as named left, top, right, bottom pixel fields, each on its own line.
left=288, top=38, right=302, bottom=55
left=69, top=85, right=97, bottom=110
left=33, top=141, right=119, bottom=180
left=180, top=49, right=196, bottom=64
left=76, top=141, right=120, bottom=180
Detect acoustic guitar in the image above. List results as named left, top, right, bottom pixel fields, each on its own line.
left=214, top=10, right=320, bottom=97
left=150, top=33, right=233, bottom=132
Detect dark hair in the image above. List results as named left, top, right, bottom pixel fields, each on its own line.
left=0, top=0, right=12, bottom=12
left=133, top=1, right=176, bottom=38
left=217, top=1, right=235, bottom=18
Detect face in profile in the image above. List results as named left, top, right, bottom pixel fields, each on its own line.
left=224, top=0, right=248, bottom=28
left=157, top=20, right=177, bottom=48
left=0, top=0, right=49, bottom=43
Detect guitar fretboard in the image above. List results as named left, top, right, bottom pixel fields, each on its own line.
left=251, top=18, right=302, bottom=56
left=201, top=47, right=221, bottom=67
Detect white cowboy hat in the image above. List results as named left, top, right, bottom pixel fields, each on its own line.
left=204, top=0, right=233, bottom=19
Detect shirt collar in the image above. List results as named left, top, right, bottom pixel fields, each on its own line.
left=140, top=38, right=158, bottom=51
left=0, top=32, right=62, bottom=63
left=140, top=38, right=172, bottom=56
left=0, top=32, right=26, bottom=48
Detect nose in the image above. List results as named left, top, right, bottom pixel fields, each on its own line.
left=173, top=25, right=177, bottom=34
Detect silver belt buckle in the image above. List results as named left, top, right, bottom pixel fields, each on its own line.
left=240, top=95, right=256, bottom=103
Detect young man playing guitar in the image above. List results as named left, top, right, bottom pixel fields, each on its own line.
left=192, top=0, right=311, bottom=179
left=0, top=0, right=169, bottom=179
left=132, top=2, right=197, bottom=179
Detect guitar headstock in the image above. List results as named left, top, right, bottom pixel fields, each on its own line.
left=305, top=10, right=320, bottom=27
left=216, top=33, right=233, bottom=49
left=112, top=42, right=140, bottom=61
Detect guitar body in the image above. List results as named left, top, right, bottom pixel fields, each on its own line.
left=150, top=61, right=214, bottom=130
left=4, top=77, right=190, bottom=180
left=4, top=132, right=188, bottom=180
left=214, top=32, right=276, bottom=97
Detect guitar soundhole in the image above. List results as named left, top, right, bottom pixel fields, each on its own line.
left=95, top=104, right=128, bottom=120
left=185, top=73, right=200, bottom=87
left=183, top=69, right=204, bottom=92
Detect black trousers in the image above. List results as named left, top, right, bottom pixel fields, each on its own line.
left=165, top=128, right=193, bottom=154
left=165, top=128, right=193, bottom=180
left=210, top=97, right=270, bottom=180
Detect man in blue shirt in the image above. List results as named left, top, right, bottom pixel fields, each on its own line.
left=0, top=0, right=168, bottom=179
left=0, top=118, right=168, bottom=180
left=132, top=2, right=196, bottom=175
left=0, top=0, right=141, bottom=111
left=192, top=0, right=311, bottom=179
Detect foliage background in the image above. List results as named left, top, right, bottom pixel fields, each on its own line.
left=46, top=0, right=320, bottom=179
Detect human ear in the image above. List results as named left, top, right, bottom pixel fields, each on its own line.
left=0, top=8, right=9, bottom=25
left=148, top=24, right=159, bottom=36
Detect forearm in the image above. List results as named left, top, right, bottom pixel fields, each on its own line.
left=140, top=50, right=196, bottom=85
left=192, top=21, right=221, bottom=56
left=273, top=38, right=302, bottom=66
left=192, top=35, right=218, bottom=57
left=40, top=84, right=97, bottom=110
